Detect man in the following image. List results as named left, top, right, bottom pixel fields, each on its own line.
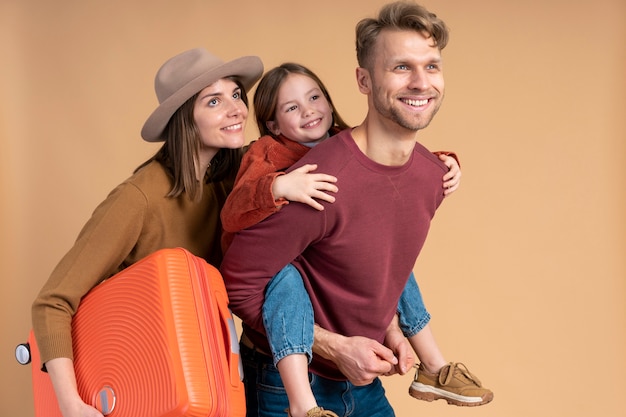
left=221, top=2, right=490, bottom=416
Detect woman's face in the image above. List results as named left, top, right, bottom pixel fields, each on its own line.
left=266, top=73, right=333, bottom=145
left=193, top=78, right=248, bottom=156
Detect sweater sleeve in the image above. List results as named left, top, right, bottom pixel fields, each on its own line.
left=220, top=142, right=288, bottom=234
left=31, top=182, right=147, bottom=365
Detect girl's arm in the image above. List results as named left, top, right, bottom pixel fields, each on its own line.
left=221, top=140, right=337, bottom=234
left=272, top=164, right=337, bottom=212
left=220, top=143, right=289, bottom=233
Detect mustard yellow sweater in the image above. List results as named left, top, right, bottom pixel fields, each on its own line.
left=32, top=161, right=232, bottom=365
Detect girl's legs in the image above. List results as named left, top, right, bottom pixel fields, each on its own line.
left=399, top=272, right=493, bottom=406
left=277, top=357, right=316, bottom=416
left=263, top=264, right=335, bottom=417
left=406, top=324, right=447, bottom=373
left=396, top=272, right=447, bottom=373
left=264, top=266, right=459, bottom=413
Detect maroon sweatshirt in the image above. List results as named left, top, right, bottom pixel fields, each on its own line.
left=221, top=129, right=448, bottom=380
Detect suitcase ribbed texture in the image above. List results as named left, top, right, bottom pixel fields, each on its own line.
left=25, top=247, right=244, bottom=417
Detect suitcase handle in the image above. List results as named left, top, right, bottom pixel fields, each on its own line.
left=195, top=256, right=244, bottom=385
left=217, top=301, right=244, bottom=384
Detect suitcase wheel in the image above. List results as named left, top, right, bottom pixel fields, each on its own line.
left=15, top=342, right=31, bottom=365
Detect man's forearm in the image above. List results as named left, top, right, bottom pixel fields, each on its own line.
left=311, top=324, right=398, bottom=386
left=312, top=324, right=344, bottom=361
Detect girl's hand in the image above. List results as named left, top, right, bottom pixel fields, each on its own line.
left=272, top=164, right=338, bottom=210
left=439, top=154, right=461, bottom=196
left=383, top=315, right=414, bottom=376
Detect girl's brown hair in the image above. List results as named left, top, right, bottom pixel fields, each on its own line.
left=253, top=63, right=350, bottom=138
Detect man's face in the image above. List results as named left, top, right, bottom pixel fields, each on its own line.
left=363, top=29, right=445, bottom=132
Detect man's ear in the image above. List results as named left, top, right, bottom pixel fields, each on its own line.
left=356, top=67, right=371, bottom=94
left=266, top=120, right=280, bottom=135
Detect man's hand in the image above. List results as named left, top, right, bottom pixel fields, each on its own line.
left=313, top=325, right=398, bottom=386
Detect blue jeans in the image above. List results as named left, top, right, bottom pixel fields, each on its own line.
left=262, top=264, right=431, bottom=365
left=241, top=342, right=395, bottom=417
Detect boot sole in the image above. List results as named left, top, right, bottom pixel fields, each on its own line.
left=409, top=383, right=494, bottom=407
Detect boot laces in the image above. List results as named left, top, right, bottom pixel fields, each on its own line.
left=439, top=362, right=482, bottom=387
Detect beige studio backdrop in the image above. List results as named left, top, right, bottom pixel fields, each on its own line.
left=1, top=0, right=625, bottom=416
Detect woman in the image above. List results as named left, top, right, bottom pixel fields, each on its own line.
left=31, top=47, right=263, bottom=417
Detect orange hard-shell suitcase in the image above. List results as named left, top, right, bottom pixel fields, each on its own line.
left=16, top=247, right=245, bottom=417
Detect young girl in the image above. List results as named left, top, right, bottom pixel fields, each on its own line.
left=221, top=63, right=491, bottom=417
left=31, top=48, right=263, bottom=417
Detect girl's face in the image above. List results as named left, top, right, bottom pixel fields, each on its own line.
left=194, top=78, right=248, bottom=159
left=266, top=73, right=333, bottom=145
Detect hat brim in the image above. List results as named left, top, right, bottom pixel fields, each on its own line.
left=141, top=55, right=263, bottom=142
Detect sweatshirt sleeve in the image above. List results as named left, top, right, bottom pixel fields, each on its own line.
left=31, top=182, right=147, bottom=365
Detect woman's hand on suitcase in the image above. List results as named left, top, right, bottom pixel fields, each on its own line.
left=45, top=358, right=104, bottom=417
left=65, top=402, right=104, bottom=417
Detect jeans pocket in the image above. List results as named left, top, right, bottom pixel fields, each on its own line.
left=257, top=362, right=286, bottom=394
left=256, top=362, right=291, bottom=417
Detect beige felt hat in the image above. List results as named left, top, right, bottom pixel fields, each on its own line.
left=141, top=48, right=263, bottom=142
